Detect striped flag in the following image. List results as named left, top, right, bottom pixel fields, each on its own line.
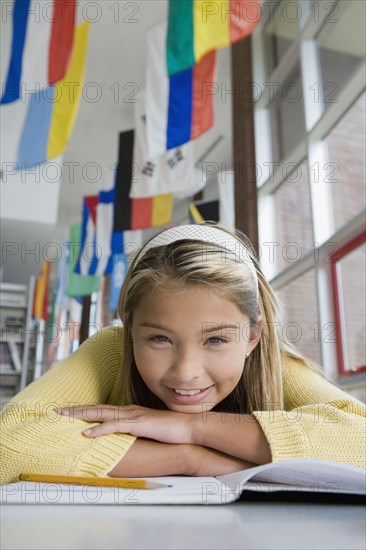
left=1, top=0, right=76, bottom=104
left=189, top=199, right=220, bottom=223
left=54, top=235, right=69, bottom=315
left=109, top=230, right=143, bottom=311
left=75, top=195, right=98, bottom=276
left=33, top=260, right=51, bottom=320
left=67, top=224, right=100, bottom=298
left=49, top=235, right=68, bottom=340
left=16, top=21, right=90, bottom=169
left=167, top=0, right=260, bottom=76
left=130, top=94, right=204, bottom=199
left=146, top=21, right=216, bottom=159
left=189, top=175, right=234, bottom=229
left=91, top=188, right=115, bottom=276
left=113, top=130, right=173, bottom=232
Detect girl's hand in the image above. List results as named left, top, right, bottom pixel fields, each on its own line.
left=55, top=405, right=197, bottom=445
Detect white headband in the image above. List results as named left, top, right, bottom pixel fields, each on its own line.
left=135, top=225, right=259, bottom=297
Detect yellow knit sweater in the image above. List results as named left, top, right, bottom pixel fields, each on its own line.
left=1, top=326, right=365, bottom=485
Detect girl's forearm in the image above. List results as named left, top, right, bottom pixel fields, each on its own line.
left=108, top=438, right=256, bottom=478
left=192, top=412, right=272, bottom=465
left=108, top=439, right=193, bottom=477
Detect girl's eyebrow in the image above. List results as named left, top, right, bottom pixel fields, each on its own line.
left=139, top=322, right=174, bottom=332
left=138, top=322, right=239, bottom=334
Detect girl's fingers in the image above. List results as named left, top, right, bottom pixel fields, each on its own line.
left=82, top=421, right=126, bottom=438
left=55, top=405, right=139, bottom=423
left=55, top=406, right=107, bottom=421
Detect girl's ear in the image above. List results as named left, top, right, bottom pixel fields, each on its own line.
left=248, top=315, right=263, bottom=353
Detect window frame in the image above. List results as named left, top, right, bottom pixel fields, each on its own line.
left=330, top=231, right=366, bottom=377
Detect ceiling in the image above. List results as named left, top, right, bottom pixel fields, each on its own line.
left=1, top=0, right=233, bottom=285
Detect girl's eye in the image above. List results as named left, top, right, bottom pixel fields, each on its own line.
left=207, top=337, right=228, bottom=345
left=150, top=335, right=170, bottom=343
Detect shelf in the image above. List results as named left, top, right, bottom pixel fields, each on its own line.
left=0, top=336, right=37, bottom=345
left=0, top=277, right=38, bottom=397
left=1, top=283, right=28, bottom=309
left=0, top=336, right=24, bottom=344
left=0, top=283, right=27, bottom=292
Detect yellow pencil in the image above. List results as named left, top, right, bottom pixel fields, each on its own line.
left=19, top=473, right=171, bottom=490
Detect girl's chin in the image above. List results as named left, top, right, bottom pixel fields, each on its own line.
left=167, top=402, right=215, bottom=413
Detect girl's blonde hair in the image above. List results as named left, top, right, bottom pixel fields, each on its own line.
left=118, top=223, right=318, bottom=413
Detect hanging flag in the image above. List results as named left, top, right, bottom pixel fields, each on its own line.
left=67, top=224, right=101, bottom=297
left=16, top=21, right=90, bottom=169
left=167, top=0, right=261, bottom=76
left=130, top=94, right=203, bottom=199
left=47, top=235, right=68, bottom=342
left=33, top=260, right=51, bottom=320
left=218, top=170, right=235, bottom=230
left=47, top=288, right=58, bottom=344
left=1, top=0, right=76, bottom=104
left=113, top=130, right=173, bottom=232
left=109, top=230, right=143, bottom=311
left=54, top=235, right=68, bottom=315
left=91, top=188, right=115, bottom=276
left=109, top=253, right=128, bottom=313
left=75, top=195, right=98, bottom=275
left=146, top=22, right=216, bottom=159
left=189, top=199, right=220, bottom=223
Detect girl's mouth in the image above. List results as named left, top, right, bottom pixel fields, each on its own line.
left=166, top=385, right=214, bottom=404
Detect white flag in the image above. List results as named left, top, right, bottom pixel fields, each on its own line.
left=218, top=170, right=235, bottom=230
left=130, top=94, right=204, bottom=199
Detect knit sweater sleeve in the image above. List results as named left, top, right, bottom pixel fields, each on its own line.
left=252, top=356, right=366, bottom=468
left=0, top=326, right=136, bottom=485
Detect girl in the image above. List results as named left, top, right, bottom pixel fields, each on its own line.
left=1, top=223, right=365, bottom=485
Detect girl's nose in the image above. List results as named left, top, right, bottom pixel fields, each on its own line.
left=170, top=349, right=203, bottom=382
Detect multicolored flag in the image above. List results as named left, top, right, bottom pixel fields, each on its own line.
left=75, top=195, right=99, bottom=276
left=167, top=0, right=261, bottom=76
left=189, top=199, right=220, bottom=223
left=113, top=130, right=173, bottom=232
left=130, top=94, right=204, bottom=199
left=146, top=21, right=216, bottom=159
left=66, top=224, right=101, bottom=298
left=91, top=188, right=115, bottom=276
left=16, top=21, right=90, bottom=169
left=109, top=230, right=143, bottom=311
left=33, top=260, right=51, bottom=320
left=48, top=235, right=68, bottom=342
left=1, top=0, right=77, bottom=104
left=54, top=235, right=69, bottom=316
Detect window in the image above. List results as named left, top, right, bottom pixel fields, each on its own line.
left=273, top=159, right=314, bottom=273
left=269, top=64, right=306, bottom=164
left=326, top=92, right=366, bottom=231
left=277, top=269, right=321, bottom=364
left=264, top=0, right=301, bottom=75
left=255, top=0, right=365, bottom=386
left=316, top=0, right=366, bottom=114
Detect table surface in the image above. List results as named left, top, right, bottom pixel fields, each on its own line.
left=1, top=501, right=365, bottom=550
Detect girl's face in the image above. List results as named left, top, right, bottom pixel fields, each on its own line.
left=132, top=280, right=261, bottom=413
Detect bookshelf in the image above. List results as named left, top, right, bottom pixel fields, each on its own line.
left=0, top=279, right=41, bottom=404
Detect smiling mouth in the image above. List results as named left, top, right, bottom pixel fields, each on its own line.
left=169, top=386, right=213, bottom=395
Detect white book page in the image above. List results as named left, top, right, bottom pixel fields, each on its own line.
left=1, top=475, right=232, bottom=505
left=217, top=459, right=366, bottom=495
left=2, top=460, right=364, bottom=504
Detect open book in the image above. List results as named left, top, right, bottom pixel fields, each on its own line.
left=1, top=459, right=365, bottom=505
